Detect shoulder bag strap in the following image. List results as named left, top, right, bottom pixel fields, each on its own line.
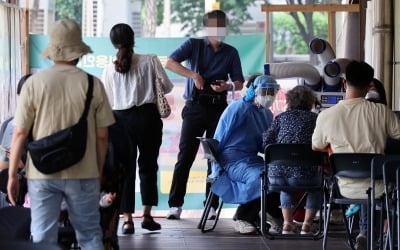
left=198, top=39, right=204, bottom=75
left=80, top=74, right=94, bottom=121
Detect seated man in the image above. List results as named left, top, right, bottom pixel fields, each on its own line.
left=211, top=75, right=282, bottom=234
left=312, top=60, right=400, bottom=250
left=0, top=74, right=31, bottom=208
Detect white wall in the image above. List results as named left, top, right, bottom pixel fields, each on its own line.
left=99, top=0, right=139, bottom=37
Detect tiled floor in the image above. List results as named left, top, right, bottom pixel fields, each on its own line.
left=117, top=217, right=352, bottom=250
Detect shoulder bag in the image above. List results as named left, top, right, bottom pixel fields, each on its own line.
left=26, top=74, right=94, bottom=174
left=154, top=77, right=171, bottom=118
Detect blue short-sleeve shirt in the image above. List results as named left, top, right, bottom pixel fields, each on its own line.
left=169, top=38, right=244, bottom=100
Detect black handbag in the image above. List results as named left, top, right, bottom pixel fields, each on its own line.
left=26, top=74, right=94, bottom=174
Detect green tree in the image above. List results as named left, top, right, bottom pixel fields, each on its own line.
left=55, top=0, right=82, bottom=24
left=170, top=0, right=259, bottom=36
left=273, top=12, right=328, bottom=54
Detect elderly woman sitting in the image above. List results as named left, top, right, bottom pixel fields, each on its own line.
left=263, top=85, right=320, bottom=235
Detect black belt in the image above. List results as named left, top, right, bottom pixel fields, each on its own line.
left=192, top=94, right=227, bottom=105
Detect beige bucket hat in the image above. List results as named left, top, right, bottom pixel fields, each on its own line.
left=41, top=19, right=92, bottom=61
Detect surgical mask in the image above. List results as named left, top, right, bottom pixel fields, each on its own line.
left=365, top=90, right=380, bottom=101
left=257, top=95, right=275, bottom=109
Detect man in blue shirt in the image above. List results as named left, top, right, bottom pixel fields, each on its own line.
left=165, top=10, right=244, bottom=219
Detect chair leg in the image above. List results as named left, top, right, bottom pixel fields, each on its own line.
left=397, top=179, right=400, bottom=250
left=198, top=191, right=214, bottom=231
left=341, top=205, right=356, bottom=250
left=368, top=188, right=374, bottom=250
left=198, top=192, right=222, bottom=233
left=260, top=171, right=267, bottom=236
left=385, top=184, right=394, bottom=250
left=209, top=201, right=223, bottom=232
left=323, top=202, right=332, bottom=250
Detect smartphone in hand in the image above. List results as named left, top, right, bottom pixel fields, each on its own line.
left=211, top=80, right=221, bottom=86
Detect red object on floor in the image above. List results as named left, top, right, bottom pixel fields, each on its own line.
left=292, top=192, right=305, bottom=222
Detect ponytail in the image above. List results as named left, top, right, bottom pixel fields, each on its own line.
left=110, top=23, right=135, bottom=73
left=115, top=46, right=133, bottom=73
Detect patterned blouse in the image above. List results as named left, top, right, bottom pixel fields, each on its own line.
left=263, top=109, right=318, bottom=178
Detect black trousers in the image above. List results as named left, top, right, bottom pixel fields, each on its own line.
left=114, top=104, right=162, bottom=213
left=235, top=193, right=282, bottom=223
left=168, top=101, right=227, bottom=208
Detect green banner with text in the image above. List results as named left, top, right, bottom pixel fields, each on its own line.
left=29, top=34, right=266, bottom=211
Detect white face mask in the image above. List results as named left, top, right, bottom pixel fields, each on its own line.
left=204, top=27, right=227, bottom=43
left=311, top=108, right=320, bottom=114
left=257, top=95, right=275, bottom=109
left=365, top=90, right=380, bottom=101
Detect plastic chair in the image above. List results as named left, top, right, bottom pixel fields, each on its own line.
left=196, top=137, right=224, bottom=233
left=368, top=155, right=394, bottom=250
left=379, top=156, right=400, bottom=250
left=262, top=143, right=326, bottom=240
left=324, top=153, right=381, bottom=250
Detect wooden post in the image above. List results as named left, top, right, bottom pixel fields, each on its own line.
left=327, top=11, right=336, bottom=52
left=20, top=5, right=30, bottom=75
left=265, top=11, right=270, bottom=63
left=20, top=4, right=29, bottom=75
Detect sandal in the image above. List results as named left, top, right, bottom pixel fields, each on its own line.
left=141, top=214, right=161, bottom=231
left=282, top=222, right=297, bottom=235
left=122, top=221, right=134, bottom=235
left=300, top=222, right=314, bottom=235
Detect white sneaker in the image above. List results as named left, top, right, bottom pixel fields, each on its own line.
left=266, top=213, right=283, bottom=234
left=234, top=220, right=257, bottom=234
left=166, top=207, right=182, bottom=220
left=208, top=207, right=217, bottom=220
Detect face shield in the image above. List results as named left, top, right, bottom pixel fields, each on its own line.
left=256, top=87, right=277, bottom=109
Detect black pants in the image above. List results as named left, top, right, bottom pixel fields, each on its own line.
left=168, top=101, right=227, bottom=208
left=114, top=104, right=162, bottom=213
left=235, top=193, right=282, bottom=223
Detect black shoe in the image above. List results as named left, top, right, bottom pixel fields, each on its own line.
left=142, top=214, right=161, bottom=231
left=122, top=221, right=134, bottom=234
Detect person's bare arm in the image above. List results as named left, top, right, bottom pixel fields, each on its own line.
left=312, top=145, right=329, bottom=152
left=232, top=80, right=244, bottom=91
left=95, top=127, right=108, bottom=176
left=7, top=127, right=29, bottom=206
left=165, top=58, right=204, bottom=90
